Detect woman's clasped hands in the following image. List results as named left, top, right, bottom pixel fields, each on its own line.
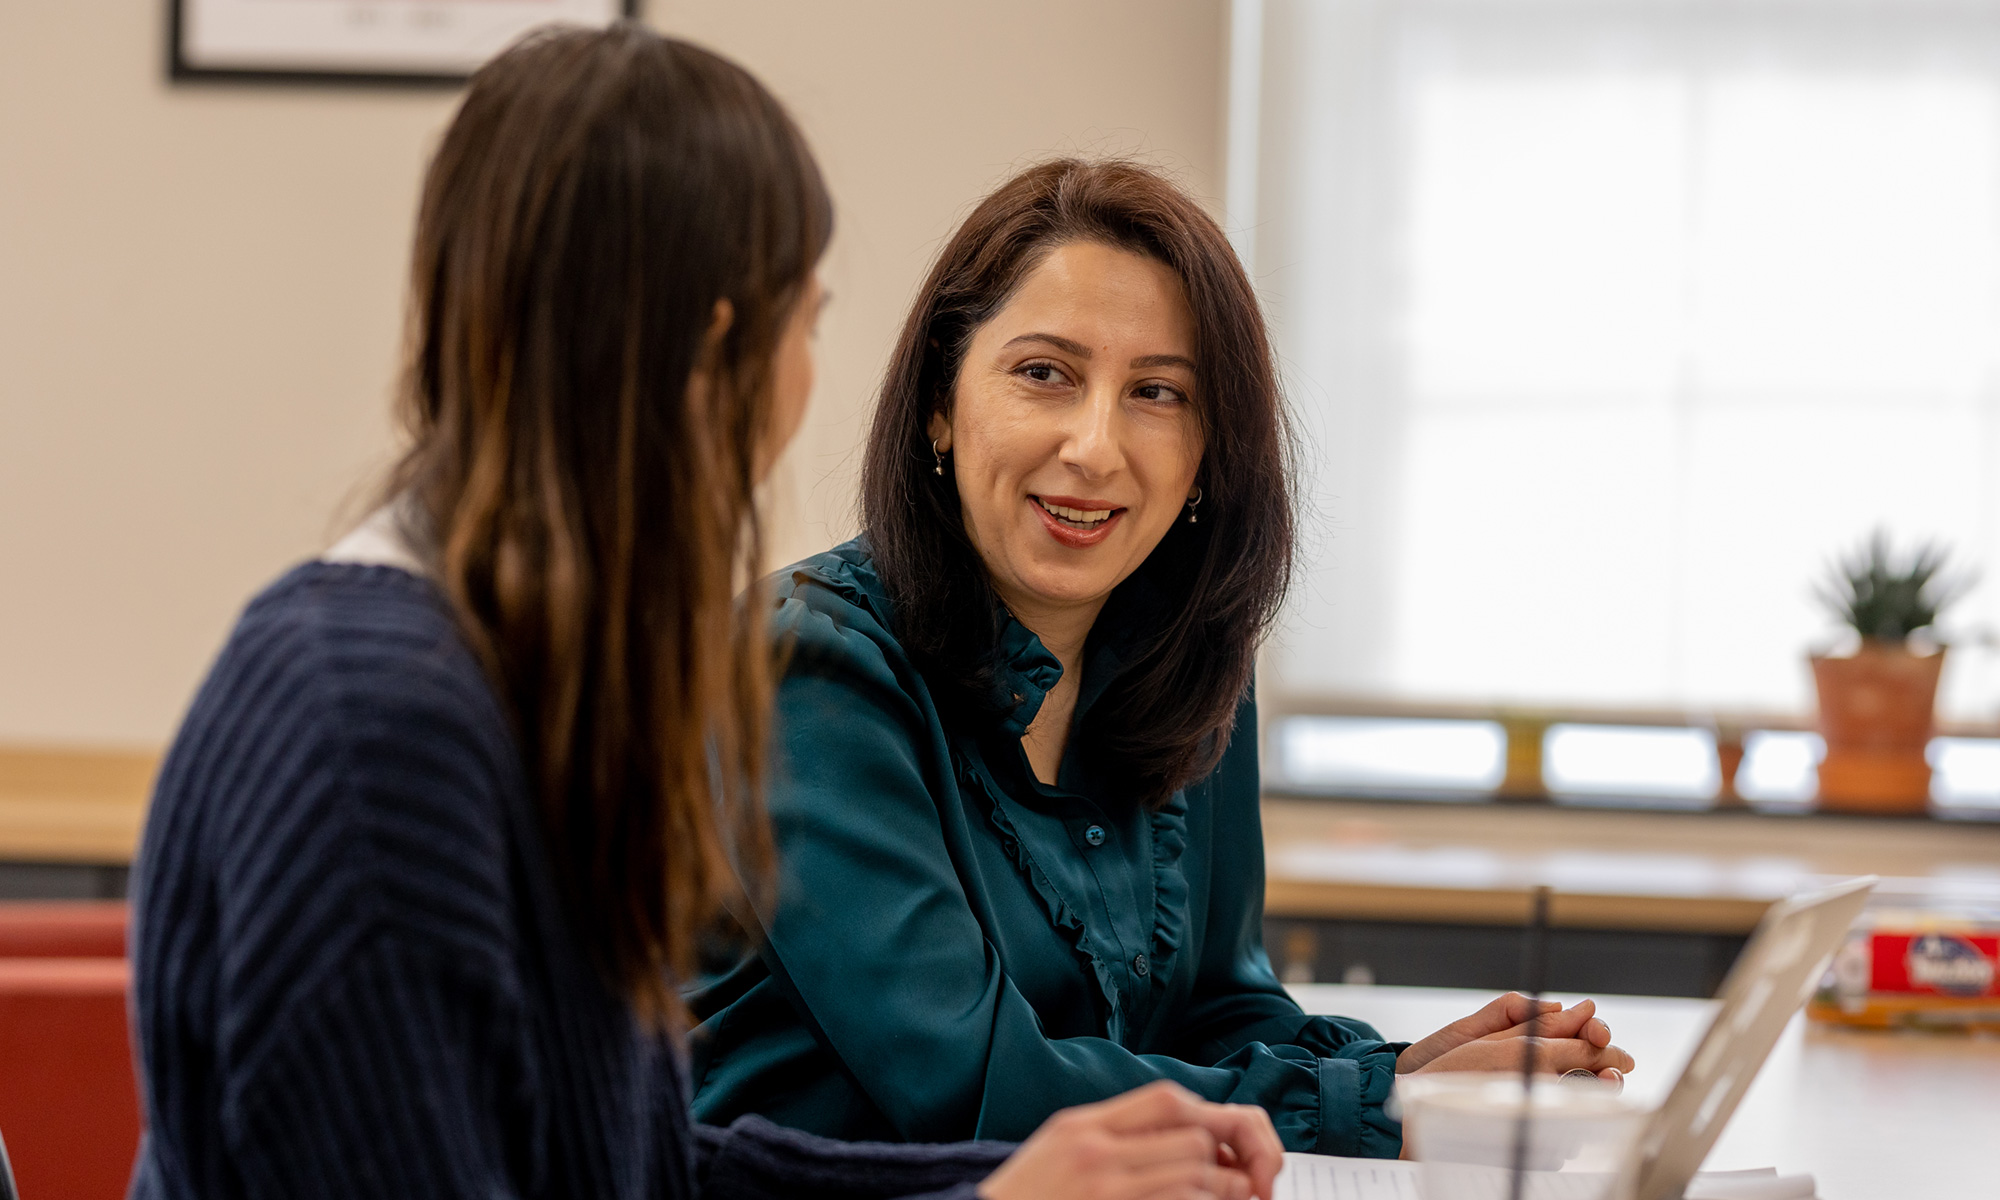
left=1396, top=993, right=1636, bottom=1083
left=979, top=1080, right=1287, bottom=1200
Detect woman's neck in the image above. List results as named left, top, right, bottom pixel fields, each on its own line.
left=1002, top=594, right=1106, bottom=787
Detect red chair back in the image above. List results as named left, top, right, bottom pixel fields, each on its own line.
left=0, top=903, right=141, bottom=1200
left=0, top=901, right=126, bottom=958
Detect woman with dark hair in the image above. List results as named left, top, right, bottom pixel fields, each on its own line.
left=129, top=30, right=1286, bottom=1200
left=689, top=159, right=1631, bottom=1156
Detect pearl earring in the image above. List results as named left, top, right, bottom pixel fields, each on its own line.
left=1184, top=488, right=1203, bottom=524
left=932, top=438, right=946, bottom=476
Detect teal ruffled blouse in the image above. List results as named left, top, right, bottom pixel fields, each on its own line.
left=688, top=539, right=1405, bottom=1156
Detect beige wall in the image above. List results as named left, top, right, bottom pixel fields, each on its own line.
left=0, top=0, right=1225, bottom=747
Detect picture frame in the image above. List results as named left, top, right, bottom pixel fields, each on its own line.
left=168, top=0, right=640, bottom=86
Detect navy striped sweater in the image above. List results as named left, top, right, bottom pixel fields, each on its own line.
left=129, top=562, right=1010, bottom=1200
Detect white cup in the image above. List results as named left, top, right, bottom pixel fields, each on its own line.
left=1397, top=1072, right=1648, bottom=1200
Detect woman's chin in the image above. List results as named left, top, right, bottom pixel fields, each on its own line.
left=1005, top=562, right=1125, bottom=613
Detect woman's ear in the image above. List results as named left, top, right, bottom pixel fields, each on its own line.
left=687, top=298, right=736, bottom=405
left=926, top=410, right=952, bottom=453
left=704, top=298, right=735, bottom=356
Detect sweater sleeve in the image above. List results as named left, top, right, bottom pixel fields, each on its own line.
left=695, top=1116, right=1009, bottom=1200
left=750, top=607, right=1400, bottom=1156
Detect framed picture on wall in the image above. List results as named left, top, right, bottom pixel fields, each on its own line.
left=169, top=0, right=639, bottom=85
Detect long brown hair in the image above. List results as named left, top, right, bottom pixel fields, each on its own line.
left=861, top=159, right=1293, bottom=805
left=390, top=24, right=831, bottom=1024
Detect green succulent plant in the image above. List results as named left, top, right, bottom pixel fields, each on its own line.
left=1813, top=531, right=1967, bottom=644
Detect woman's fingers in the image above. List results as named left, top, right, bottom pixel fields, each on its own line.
left=977, top=1085, right=1278, bottom=1200
left=1400, top=993, right=1566, bottom=1073
left=1071, top=1081, right=1282, bottom=1200
left=1560, top=999, right=1613, bottom=1048
left=1415, top=1035, right=1637, bottom=1077
left=1184, top=1102, right=1283, bottom=1199
left=1494, top=991, right=1564, bottom=1029
left=1458, top=994, right=1620, bottom=1048
left=1540, top=1038, right=1635, bottom=1076
left=1092, top=1083, right=1282, bottom=1192
left=1520, top=998, right=1594, bottom=1040
left=1110, top=1126, right=1221, bottom=1170
left=1484, top=999, right=1608, bottom=1045
left=1114, top=1160, right=1254, bottom=1200
left=1511, top=1036, right=1632, bottom=1075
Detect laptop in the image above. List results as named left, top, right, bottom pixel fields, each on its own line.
left=1275, top=875, right=1878, bottom=1200
left=1618, top=874, right=1875, bottom=1200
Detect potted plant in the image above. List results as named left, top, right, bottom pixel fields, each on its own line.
left=1810, top=532, right=1966, bottom=814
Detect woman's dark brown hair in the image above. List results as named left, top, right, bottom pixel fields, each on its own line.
left=861, top=159, right=1294, bottom=804
left=389, top=23, right=831, bottom=1024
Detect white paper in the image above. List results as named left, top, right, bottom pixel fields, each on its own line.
left=1273, top=1155, right=1815, bottom=1200
left=1273, top=1154, right=1420, bottom=1200
left=1683, top=1169, right=1816, bottom=1200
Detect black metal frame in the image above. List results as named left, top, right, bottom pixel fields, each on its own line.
left=0, top=1123, right=17, bottom=1200
left=167, top=0, right=641, bottom=87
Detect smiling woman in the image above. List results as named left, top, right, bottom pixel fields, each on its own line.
left=873, top=160, right=1297, bottom=806
left=687, top=159, right=1631, bottom=1157
left=930, top=241, right=1205, bottom=783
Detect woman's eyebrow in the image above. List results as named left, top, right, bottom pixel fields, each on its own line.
left=1000, top=334, right=1196, bottom=373
left=1002, top=332, right=1092, bottom=357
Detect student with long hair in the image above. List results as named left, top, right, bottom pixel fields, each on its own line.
left=129, top=26, right=1283, bottom=1200
left=689, top=159, right=1632, bottom=1155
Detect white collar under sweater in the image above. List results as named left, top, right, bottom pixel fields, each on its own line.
left=321, top=503, right=428, bottom=576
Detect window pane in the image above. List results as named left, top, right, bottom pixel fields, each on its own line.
left=1392, top=407, right=1675, bottom=703
left=1408, top=75, right=1688, bottom=400
left=1930, top=737, right=2000, bottom=811
left=1544, top=724, right=1719, bottom=799
left=1277, top=716, right=1506, bottom=790
left=1736, top=730, right=1823, bottom=802
left=1693, top=77, right=2000, bottom=395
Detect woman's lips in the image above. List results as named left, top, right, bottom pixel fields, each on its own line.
left=1030, top=495, right=1124, bottom=548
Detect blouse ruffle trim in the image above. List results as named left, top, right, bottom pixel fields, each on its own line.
left=963, top=761, right=1130, bottom=1043
left=1145, top=787, right=1191, bottom=990
left=960, top=757, right=1194, bottom=1041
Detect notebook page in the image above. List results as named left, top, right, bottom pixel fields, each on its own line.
left=1274, top=1155, right=1813, bottom=1200
left=1273, top=1154, right=1419, bottom=1200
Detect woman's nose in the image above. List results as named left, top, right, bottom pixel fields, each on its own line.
left=1058, top=387, right=1124, bottom=477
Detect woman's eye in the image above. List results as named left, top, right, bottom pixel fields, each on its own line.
left=1136, top=383, right=1186, bottom=403
left=1020, top=362, right=1063, bottom=384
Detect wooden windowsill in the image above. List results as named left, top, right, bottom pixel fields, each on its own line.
left=1263, top=794, right=2000, bottom=934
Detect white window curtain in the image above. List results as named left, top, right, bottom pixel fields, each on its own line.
left=1242, top=0, right=2000, bottom=719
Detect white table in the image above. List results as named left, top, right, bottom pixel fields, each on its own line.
left=1290, top=984, right=1998, bottom=1200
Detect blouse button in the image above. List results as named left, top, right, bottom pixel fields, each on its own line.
left=1084, top=825, right=1107, bottom=847
left=1133, top=952, right=1150, bottom=977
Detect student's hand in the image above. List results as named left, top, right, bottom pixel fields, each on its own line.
left=1407, top=1033, right=1632, bottom=1084
left=1396, top=994, right=1627, bottom=1083
left=978, top=1080, right=1286, bottom=1200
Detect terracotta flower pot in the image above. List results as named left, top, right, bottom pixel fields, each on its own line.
left=1810, top=640, right=1945, bottom=815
